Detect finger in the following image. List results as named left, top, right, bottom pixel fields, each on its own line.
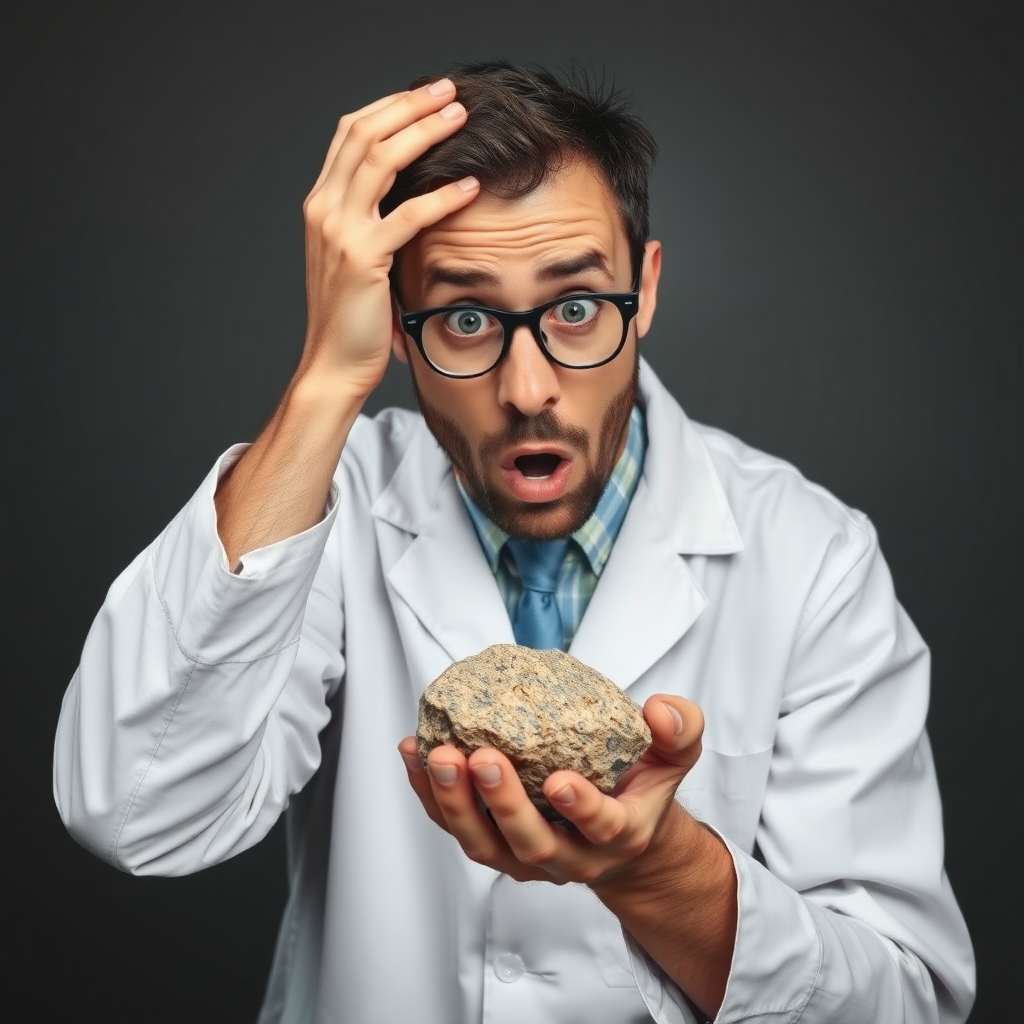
left=342, top=97, right=468, bottom=212
left=542, top=771, right=640, bottom=850
left=317, top=78, right=459, bottom=202
left=312, top=91, right=410, bottom=193
left=397, top=737, right=449, bottom=832
left=466, top=750, right=564, bottom=872
left=643, top=695, right=704, bottom=770
left=426, top=747, right=509, bottom=866
left=374, top=176, right=481, bottom=254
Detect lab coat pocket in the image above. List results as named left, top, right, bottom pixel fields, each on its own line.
left=675, top=745, right=773, bottom=854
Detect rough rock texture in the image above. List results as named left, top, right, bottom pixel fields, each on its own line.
left=416, top=644, right=651, bottom=822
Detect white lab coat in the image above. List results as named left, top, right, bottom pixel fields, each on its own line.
left=54, top=360, right=975, bottom=1024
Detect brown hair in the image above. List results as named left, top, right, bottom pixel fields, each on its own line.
left=381, top=59, right=658, bottom=287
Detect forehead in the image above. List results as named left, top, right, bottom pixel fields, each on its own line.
left=398, top=161, right=630, bottom=300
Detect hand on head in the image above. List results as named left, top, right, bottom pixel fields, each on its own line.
left=298, top=80, right=479, bottom=398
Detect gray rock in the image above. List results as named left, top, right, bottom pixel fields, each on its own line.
left=416, top=644, right=651, bottom=822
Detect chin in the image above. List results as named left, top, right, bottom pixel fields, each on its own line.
left=492, top=494, right=600, bottom=541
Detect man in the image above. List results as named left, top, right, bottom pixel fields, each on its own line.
left=53, top=61, right=975, bottom=1023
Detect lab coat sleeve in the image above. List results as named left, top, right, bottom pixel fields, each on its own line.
left=629, top=515, right=976, bottom=1024
left=53, top=443, right=347, bottom=876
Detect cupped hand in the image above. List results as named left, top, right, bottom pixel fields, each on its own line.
left=398, top=694, right=704, bottom=886
left=298, top=79, right=479, bottom=397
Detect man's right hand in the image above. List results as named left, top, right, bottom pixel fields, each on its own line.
left=214, top=79, right=477, bottom=567
left=296, top=77, right=479, bottom=399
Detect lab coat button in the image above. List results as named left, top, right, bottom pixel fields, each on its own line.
left=494, top=953, right=525, bottom=983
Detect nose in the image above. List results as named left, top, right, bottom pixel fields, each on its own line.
left=496, top=325, right=561, bottom=416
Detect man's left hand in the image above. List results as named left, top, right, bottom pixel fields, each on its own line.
left=398, top=694, right=703, bottom=885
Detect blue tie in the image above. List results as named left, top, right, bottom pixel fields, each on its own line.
left=506, top=537, right=569, bottom=650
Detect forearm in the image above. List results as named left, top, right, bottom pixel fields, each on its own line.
left=215, top=369, right=366, bottom=567
left=591, top=802, right=737, bottom=1018
left=214, top=86, right=476, bottom=569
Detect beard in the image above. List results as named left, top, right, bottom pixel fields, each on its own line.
left=410, top=349, right=639, bottom=540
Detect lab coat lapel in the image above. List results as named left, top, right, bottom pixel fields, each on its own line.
left=568, top=478, right=707, bottom=691
left=570, top=360, right=745, bottom=691
left=372, top=422, right=514, bottom=678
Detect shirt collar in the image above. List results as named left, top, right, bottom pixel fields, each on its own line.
left=457, top=404, right=647, bottom=576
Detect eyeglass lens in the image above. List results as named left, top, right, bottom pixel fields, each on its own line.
left=420, top=297, right=625, bottom=375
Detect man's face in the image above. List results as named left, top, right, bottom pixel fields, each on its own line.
left=393, top=161, right=661, bottom=539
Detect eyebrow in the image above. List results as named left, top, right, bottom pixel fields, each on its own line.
left=422, top=250, right=614, bottom=292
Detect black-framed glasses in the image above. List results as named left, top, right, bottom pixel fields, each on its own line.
left=397, top=290, right=641, bottom=379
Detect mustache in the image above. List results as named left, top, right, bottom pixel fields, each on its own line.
left=479, top=411, right=590, bottom=463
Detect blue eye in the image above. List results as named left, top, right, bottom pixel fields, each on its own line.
left=552, top=298, right=599, bottom=325
left=444, top=309, right=488, bottom=335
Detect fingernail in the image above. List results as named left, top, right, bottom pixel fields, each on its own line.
left=664, top=702, right=684, bottom=735
left=471, top=763, right=502, bottom=788
left=401, top=751, right=422, bottom=773
left=439, top=101, right=464, bottom=120
left=456, top=175, right=479, bottom=192
left=429, top=78, right=454, bottom=95
left=430, top=764, right=458, bottom=786
left=550, top=784, right=575, bottom=806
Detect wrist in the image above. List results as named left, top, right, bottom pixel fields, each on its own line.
left=591, top=802, right=738, bottom=1018
left=285, top=364, right=371, bottom=436
left=591, top=802, right=729, bottom=905
left=294, top=337, right=390, bottom=407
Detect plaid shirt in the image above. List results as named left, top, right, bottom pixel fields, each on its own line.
left=457, top=405, right=647, bottom=650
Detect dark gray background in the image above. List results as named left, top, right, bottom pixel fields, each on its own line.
left=4, top=1, right=1019, bottom=1020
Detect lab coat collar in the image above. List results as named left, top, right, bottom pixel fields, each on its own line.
left=636, top=358, right=745, bottom=556
left=371, top=358, right=744, bottom=690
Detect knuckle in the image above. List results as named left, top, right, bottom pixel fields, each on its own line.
left=317, top=214, right=347, bottom=249
left=362, top=143, right=388, bottom=171
left=575, top=861, right=608, bottom=885
left=595, top=816, right=630, bottom=846
left=410, top=113, right=434, bottom=136
left=389, top=200, right=420, bottom=228
left=518, top=843, right=558, bottom=868
left=346, top=116, right=373, bottom=144
left=464, top=843, right=498, bottom=866
left=303, top=192, right=323, bottom=220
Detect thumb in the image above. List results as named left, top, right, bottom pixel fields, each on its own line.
left=644, top=695, right=704, bottom=772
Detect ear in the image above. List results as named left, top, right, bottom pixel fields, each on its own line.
left=634, top=240, right=662, bottom=340
left=391, top=294, right=410, bottom=363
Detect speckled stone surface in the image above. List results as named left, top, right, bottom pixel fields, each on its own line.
left=416, top=644, right=652, bottom=822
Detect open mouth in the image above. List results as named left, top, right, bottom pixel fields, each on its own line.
left=500, top=448, right=573, bottom=502
left=514, top=453, right=564, bottom=478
